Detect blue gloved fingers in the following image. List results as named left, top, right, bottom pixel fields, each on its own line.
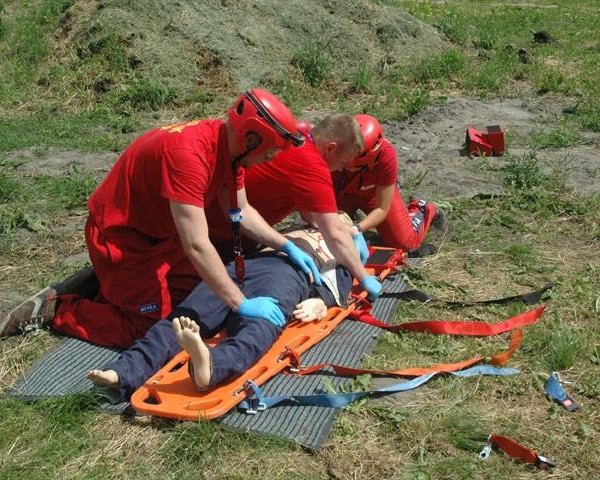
left=305, top=257, right=323, bottom=286
left=265, top=308, right=283, bottom=328
left=271, top=309, right=285, bottom=327
left=238, top=297, right=285, bottom=328
left=264, top=298, right=285, bottom=326
left=281, top=241, right=323, bottom=286
left=352, top=232, right=369, bottom=265
left=360, top=275, right=382, bottom=301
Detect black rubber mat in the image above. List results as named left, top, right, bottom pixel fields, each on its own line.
left=6, top=337, right=132, bottom=414
left=219, top=273, right=406, bottom=450
left=5, top=274, right=407, bottom=449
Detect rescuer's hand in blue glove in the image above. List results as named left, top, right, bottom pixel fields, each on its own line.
left=238, top=297, right=285, bottom=328
left=281, top=240, right=323, bottom=285
left=352, top=231, right=369, bottom=265
left=360, top=275, right=382, bottom=301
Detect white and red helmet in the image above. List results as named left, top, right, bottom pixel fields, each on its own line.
left=353, top=114, right=384, bottom=169
left=227, top=88, right=304, bottom=157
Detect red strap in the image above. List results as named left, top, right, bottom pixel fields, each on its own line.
left=278, top=346, right=301, bottom=368
left=220, top=123, right=237, bottom=212
left=221, top=125, right=245, bottom=283
left=490, top=434, right=538, bottom=464
left=234, top=256, right=245, bottom=283
left=350, top=306, right=545, bottom=336
left=489, top=434, right=554, bottom=468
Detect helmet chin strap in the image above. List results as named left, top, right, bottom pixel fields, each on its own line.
left=231, top=151, right=247, bottom=167
left=233, top=132, right=262, bottom=166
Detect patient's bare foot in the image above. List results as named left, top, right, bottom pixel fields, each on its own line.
left=172, top=316, right=211, bottom=389
left=88, top=369, right=119, bottom=389
left=292, top=298, right=327, bottom=322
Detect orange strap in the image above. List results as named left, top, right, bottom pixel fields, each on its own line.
left=289, top=329, right=524, bottom=378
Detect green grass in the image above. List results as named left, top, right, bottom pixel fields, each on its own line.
left=530, top=125, right=581, bottom=149
left=0, top=111, right=133, bottom=153
left=0, top=165, right=97, bottom=242
left=291, top=39, right=332, bottom=88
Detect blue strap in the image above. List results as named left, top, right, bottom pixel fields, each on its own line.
left=238, top=365, right=519, bottom=413
left=544, top=372, right=578, bottom=412
left=228, top=208, right=245, bottom=283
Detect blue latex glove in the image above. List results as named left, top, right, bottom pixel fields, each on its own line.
left=281, top=240, right=323, bottom=285
left=352, top=231, right=369, bottom=265
left=360, top=275, right=382, bottom=301
left=238, top=297, right=285, bottom=328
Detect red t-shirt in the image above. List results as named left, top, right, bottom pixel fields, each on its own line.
left=206, top=136, right=337, bottom=240
left=332, top=138, right=397, bottom=198
left=89, top=119, right=244, bottom=240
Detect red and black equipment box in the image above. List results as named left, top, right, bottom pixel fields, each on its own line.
left=466, top=125, right=505, bottom=156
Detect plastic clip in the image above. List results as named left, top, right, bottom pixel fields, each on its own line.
left=545, top=371, right=579, bottom=412
left=240, top=380, right=266, bottom=415
left=478, top=435, right=492, bottom=461
left=244, top=402, right=266, bottom=415
left=228, top=208, right=243, bottom=224
left=535, top=455, right=556, bottom=470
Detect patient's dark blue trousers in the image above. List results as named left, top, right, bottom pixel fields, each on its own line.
left=105, top=254, right=348, bottom=400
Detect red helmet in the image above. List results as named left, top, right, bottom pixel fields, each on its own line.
left=295, top=119, right=314, bottom=133
left=353, top=114, right=384, bottom=169
left=295, top=119, right=314, bottom=143
left=227, top=88, right=304, bottom=157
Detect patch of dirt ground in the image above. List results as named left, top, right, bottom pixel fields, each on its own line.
left=4, top=93, right=599, bottom=320
left=386, top=95, right=600, bottom=200
left=10, top=94, right=600, bottom=200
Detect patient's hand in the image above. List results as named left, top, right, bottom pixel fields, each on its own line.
left=293, top=298, right=327, bottom=322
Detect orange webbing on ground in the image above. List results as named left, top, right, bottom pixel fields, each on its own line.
left=130, top=249, right=403, bottom=420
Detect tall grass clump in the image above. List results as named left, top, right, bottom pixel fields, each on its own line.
left=404, top=49, right=467, bottom=86
left=501, top=152, right=588, bottom=218
left=578, top=99, right=600, bottom=132
left=291, top=40, right=332, bottom=87
left=118, top=78, right=178, bottom=111
left=350, top=62, right=374, bottom=93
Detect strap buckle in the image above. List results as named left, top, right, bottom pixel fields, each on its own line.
left=349, top=292, right=372, bottom=309
left=478, top=435, right=492, bottom=461
left=239, top=380, right=266, bottom=415
left=228, top=208, right=242, bottom=224
left=535, top=455, right=556, bottom=470
left=278, top=346, right=306, bottom=373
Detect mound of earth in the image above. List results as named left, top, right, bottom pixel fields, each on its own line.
left=53, top=0, right=444, bottom=91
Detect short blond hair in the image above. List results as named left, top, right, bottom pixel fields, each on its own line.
left=312, top=114, right=363, bottom=157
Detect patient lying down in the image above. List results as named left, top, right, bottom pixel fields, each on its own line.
left=88, top=298, right=329, bottom=391
left=88, top=221, right=354, bottom=399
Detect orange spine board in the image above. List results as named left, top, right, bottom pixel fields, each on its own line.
left=131, top=250, right=403, bottom=420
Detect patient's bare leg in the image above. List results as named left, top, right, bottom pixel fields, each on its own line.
left=88, top=369, right=119, bottom=389
left=292, top=298, right=327, bottom=322
left=172, top=316, right=211, bottom=389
